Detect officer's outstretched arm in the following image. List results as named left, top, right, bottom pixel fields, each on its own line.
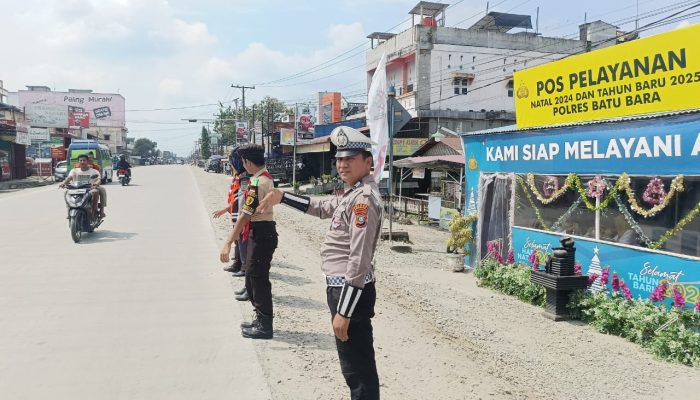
left=280, top=191, right=340, bottom=219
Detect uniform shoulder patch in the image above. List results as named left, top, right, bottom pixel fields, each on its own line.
left=352, top=203, right=369, bottom=228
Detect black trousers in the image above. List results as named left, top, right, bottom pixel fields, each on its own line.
left=244, top=221, right=278, bottom=317
left=327, top=283, right=379, bottom=400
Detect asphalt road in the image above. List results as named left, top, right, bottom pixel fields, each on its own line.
left=0, top=166, right=271, bottom=400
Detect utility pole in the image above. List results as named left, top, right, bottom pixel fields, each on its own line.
left=293, top=102, right=298, bottom=186
left=231, top=84, right=254, bottom=142
left=252, top=104, right=256, bottom=144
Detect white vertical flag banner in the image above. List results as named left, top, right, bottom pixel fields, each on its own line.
left=367, top=53, right=388, bottom=184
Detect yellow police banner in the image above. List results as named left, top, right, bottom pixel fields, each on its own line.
left=514, top=23, right=700, bottom=129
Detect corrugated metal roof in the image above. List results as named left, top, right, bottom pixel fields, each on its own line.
left=394, top=155, right=464, bottom=168
left=460, top=108, right=700, bottom=137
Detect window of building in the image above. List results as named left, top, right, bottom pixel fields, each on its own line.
left=103, top=134, right=111, bottom=141
left=514, top=174, right=700, bottom=258
left=507, top=81, right=514, bottom=97
left=453, top=77, right=471, bottom=95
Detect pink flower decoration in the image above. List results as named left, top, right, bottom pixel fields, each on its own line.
left=672, top=286, right=685, bottom=308
left=507, top=248, right=514, bottom=264
left=620, top=281, right=633, bottom=300
left=600, top=267, right=610, bottom=286
left=649, top=282, right=669, bottom=303
left=542, top=176, right=559, bottom=198
left=695, top=300, right=700, bottom=312
left=587, top=273, right=599, bottom=288
left=574, top=262, right=582, bottom=276
left=528, top=250, right=537, bottom=264
left=612, top=273, right=620, bottom=292
left=586, top=175, right=607, bottom=199
left=642, top=177, right=666, bottom=206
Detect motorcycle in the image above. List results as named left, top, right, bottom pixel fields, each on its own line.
left=63, top=178, right=103, bottom=243
left=117, top=168, right=131, bottom=186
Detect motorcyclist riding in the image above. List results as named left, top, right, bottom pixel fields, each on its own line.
left=116, top=154, right=132, bottom=178
left=60, top=154, right=102, bottom=218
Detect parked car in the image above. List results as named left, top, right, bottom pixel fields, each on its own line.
left=205, top=156, right=223, bottom=173
left=54, top=160, right=69, bottom=181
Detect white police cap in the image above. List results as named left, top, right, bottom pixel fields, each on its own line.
left=330, top=126, right=375, bottom=158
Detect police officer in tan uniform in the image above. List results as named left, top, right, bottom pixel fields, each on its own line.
left=220, top=144, right=278, bottom=339
left=258, top=126, right=382, bottom=399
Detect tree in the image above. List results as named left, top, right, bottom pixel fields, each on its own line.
left=200, top=126, right=211, bottom=159
left=213, top=96, right=289, bottom=147
left=132, top=138, right=158, bottom=158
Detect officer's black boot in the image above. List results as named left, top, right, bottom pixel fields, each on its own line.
left=241, top=314, right=273, bottom=339
left=234, top=286, right=246, bottom=296
left=235, top=288, right=249, bottom=301
left=223, top=261, right=241, bottom=273
left=240, top=312, right=259, bottom=329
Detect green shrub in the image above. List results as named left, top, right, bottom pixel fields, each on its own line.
left=476, top=260, right=700, bottom=367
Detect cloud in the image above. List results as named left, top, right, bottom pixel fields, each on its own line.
left=158, top=79, right=185, bottom=97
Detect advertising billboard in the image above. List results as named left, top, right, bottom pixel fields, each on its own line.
left=514, top=23, right=700, bottom=129
left=25, top=104, right=68, bottom=128
left=19, top=90, right=125, bottom=128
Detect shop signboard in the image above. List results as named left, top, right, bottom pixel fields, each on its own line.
left=68, top=111, right=90, bottom=128
left=512, top=228, right=700, bottom=308
left=280, top=128, right=295, bottom=145
left=393, top=138, right=427, bottom=156
left=26, top=104, right=68, bottom=128
left=19, top=90, right=125, bottom=128
left=15, top=130, right=31, bottom=146
left=29, top=127, right=50, bottom=142
left=412, top=168, right=425, bottom=179
left=465, top=113, right=700, bottom=176
left=235, top=122, right=248, bottom=139
left=514, top=23, right=700, bottom=129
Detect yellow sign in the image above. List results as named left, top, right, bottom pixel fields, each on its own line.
left=393, top=138, right=428, bottom=156
left=514, top=24, right=700, bottom=129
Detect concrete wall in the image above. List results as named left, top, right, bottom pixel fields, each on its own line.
left=428, top=44, right=573, bottom=112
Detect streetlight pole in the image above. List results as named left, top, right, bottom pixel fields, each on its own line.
left=292, top=102, right=298, bottom=187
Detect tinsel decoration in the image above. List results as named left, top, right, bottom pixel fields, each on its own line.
left=614, top=194, right=653, bottom=247
left=526, top=173, right=573, bottom=204
left=648, top=201, right=700, bottom=250
left=642, top=177, right=666, bottom=205
left=618, top=173, right=684, bottom=218
left=551, top=198, right=583, bottom=232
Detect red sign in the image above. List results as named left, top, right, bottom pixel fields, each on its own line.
left=69, top=112, right=90, bottom=128
left=51, top=146, right=66, bottom=159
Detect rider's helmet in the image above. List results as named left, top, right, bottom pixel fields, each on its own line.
left=119, top=154, right=126, bottom=161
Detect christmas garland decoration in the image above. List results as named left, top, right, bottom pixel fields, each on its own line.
left=550, top=197, right=583, bottom=232
left=526, top=173, right=573, bottom=204
left=618, top=173, right=685, bottom=218
left=525, top=173, right=685, bottom=217
left=517, top=176, right=550, bottom=230
left=571, top=175, right=619, bottom=211
left=613, top=194, right=653, bottom=247
left=648, top=200, right=700, bottom=250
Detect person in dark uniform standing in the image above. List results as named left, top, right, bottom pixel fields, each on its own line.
left=220, top=144, right=278, bottom=339
left=257, top=126, right=382, bottom=399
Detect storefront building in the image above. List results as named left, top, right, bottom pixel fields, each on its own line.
left=461, top=24, right=700, bottom=307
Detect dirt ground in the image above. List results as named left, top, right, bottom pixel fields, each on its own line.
left=193, top=167, right=699, bottom=400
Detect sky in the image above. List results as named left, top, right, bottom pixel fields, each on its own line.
left=2, top=0, right=698, bottom=155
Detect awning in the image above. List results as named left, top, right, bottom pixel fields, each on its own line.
left=393, top=154, right=464, bottom=169
left=295, top=135, right=331, bottom=154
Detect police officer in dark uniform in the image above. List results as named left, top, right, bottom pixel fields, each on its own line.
left=220, top=144, right=278, bottom=339
left=257, top=126, right=382, bottom=399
